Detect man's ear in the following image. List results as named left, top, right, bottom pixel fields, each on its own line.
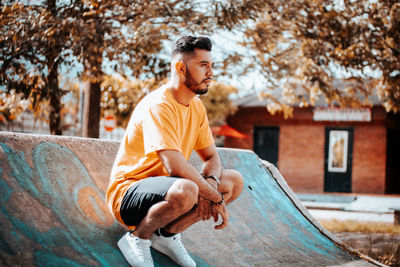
left=174, top=61, right=185, bottom=76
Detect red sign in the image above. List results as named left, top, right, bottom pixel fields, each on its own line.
left=104, top=115, right=116, bottom=132
left=212, top=125, right=248, bottom=139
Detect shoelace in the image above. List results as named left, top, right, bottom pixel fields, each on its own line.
left=130, top=238, right=152, bottom=262
left=172, top=236, right=190, bottom=257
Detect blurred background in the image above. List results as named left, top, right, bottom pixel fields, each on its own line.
left=1, top=0, right=399, bottom=265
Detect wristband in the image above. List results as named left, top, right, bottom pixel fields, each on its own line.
left=213, top=193, right=224, bottom=205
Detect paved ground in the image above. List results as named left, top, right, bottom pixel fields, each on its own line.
left=0, top=132, right=384, bottom=266
left=298, top=193, right=400, bottom=223
left=307, top=210, right=394, bottom=223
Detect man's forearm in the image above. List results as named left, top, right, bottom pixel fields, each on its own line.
left=174, top=160, right=222, bottom=202
left=157, top=150, right=222, bottom=203
left=202, top=154, right=223, bottom=181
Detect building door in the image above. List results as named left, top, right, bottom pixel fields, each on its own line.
left=253, top=126, right=279, bottom=167
left=324, top=127, right=353, bottom=192
left=386, top=127, right=400, bottom=194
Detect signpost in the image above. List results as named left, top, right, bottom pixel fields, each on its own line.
left=104, top=114, right=116, bottom=132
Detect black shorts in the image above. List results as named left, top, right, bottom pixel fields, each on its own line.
left=120, top=176, right=179, bottom=227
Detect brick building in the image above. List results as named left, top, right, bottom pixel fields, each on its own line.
left=225, top=93, right=400, bottom=195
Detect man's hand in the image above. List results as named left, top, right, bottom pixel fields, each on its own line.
left=196, top=176, right=219, bottom=220
left=205, top=177, right=219, bottom=189
left=157, top=149, right=221, bottom=202
left=212, top=202, right=229, bottom=229
left=197, top=196, right=212, bottom=221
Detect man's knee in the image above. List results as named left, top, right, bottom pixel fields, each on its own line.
left=222, top=169, right=243, bottom=189
left=232, top=170, right=243, bottom=188
left=220, top=170, right=243, bottom=203
left=166, top=179, right=198, bottom=211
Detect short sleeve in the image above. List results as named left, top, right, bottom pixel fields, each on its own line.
left=194, top=106, right=214, bottom=151
left=143, top=104, right=181, bottom=155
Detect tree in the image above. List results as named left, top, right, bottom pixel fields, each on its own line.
left=199, top=81, right=238, bottom=126
left=64, top=75, right=237, bottom=130
left=240, top=0, right=400, bottom=116
left=75, top=0, right=268, bottom=137
left=1, top=0, right=266, bottom=137
left=0, top=1, right=70, bottom=134
left=99, top=75, right=163, bottom=128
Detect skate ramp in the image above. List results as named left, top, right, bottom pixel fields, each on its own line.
left=0, top=132, right=382, bottom=266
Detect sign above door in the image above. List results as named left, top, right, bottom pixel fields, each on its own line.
left=313, top=108, right=371, bottom=122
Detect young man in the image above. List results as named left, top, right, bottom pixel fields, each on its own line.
left=106, top=36, right=243, bottom=267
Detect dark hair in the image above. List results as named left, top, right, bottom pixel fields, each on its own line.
left=171, top=36, right=212, bottom=58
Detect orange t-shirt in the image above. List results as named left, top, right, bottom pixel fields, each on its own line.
left=106, top=85, right=214, bottom=228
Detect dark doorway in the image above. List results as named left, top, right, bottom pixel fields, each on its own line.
left=386, top=127, right=400, bottom=194
left=324, top=127, right=353, bottom=192
left=253, top=126, right=279, bottom=167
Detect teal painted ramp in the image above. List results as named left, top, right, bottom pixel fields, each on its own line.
left=0, top=132, right=382, bottom=266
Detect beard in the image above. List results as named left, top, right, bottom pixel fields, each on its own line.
left=184, top=65, right=209, bottom=95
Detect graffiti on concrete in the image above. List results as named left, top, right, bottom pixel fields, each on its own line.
left=219, top=152, right=343, bottom=260
left=0, top=141, right=127, bottom=266
left=0, top=137, right=364, bottom=266
left=0, top=141, right=208, bottom=267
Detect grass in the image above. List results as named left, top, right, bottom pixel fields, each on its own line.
left=318, top=219, right=400, bottom=266
left=379, top=242, right=400, bottom=267
left=319, top=219, right=400, bottom=234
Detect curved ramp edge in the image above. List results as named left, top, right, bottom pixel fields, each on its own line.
left=262, top=160, right=385, bottom=267
left=0, top=132, right=384, bottom=266
left=184, top=148, right=382, bottom=267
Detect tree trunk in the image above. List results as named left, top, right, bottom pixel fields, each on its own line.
left=46, top=0, right=62, bottom=135
left=82, top=82, right=101, bottom=138
left=48, top=58, right=62, bottom=135
left=49, top=93, right=62, bottom=135
left=82, top=17, right=104, bottom=138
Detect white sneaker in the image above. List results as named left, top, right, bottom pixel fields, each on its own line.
left=117, top=232, right=154, bottom=267
left=150, top=233, right=196, bottom=267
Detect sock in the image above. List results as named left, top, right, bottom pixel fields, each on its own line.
left=155, top=228, right=176, bottom=237
left=129, top=229, right=135, bottom=236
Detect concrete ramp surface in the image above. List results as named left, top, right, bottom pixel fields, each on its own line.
left=0, top=132, right=382, bottom=266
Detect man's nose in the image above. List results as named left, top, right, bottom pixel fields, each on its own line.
left=207, top=66, right=213, bottom=77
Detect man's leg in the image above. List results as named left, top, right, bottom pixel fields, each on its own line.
left=149, top=169, right=243, bottom=267
left=132, top=179, right=199, bottom=239
left=133, top=179, right=199, bottom=267
left=163, top=169, right=244, bottom=234
left=117, top=178, right=198, bottom=267
left=118, top=171, right=242, bottom=266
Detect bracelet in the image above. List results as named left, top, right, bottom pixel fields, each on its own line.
left=213, top=193, right=224, bottom=205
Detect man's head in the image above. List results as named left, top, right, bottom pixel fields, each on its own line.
left=171, top=36, right=212, bottom=59
left=171, top=36, right=214, bottom=95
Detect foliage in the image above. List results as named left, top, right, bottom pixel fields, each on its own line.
left=5, top=0, right=397, bottom=131
left=100, top=75, right=164, bottom=128
left=1, top=1, right=67, bottom=134
left=200, top=81, right=238, bottom=126
left=241, top=0, right=400, bottom=116
left=1, top=78, right=81, bottom=133
left=0, top=0, right=266, bottom=135
left=0, top=90, right=30, bottom=121
left=59, top=78, right=81, bottom=130
left=62, top=75, right=238, bottom=129
left=0, top=3, right=60, bottom=99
